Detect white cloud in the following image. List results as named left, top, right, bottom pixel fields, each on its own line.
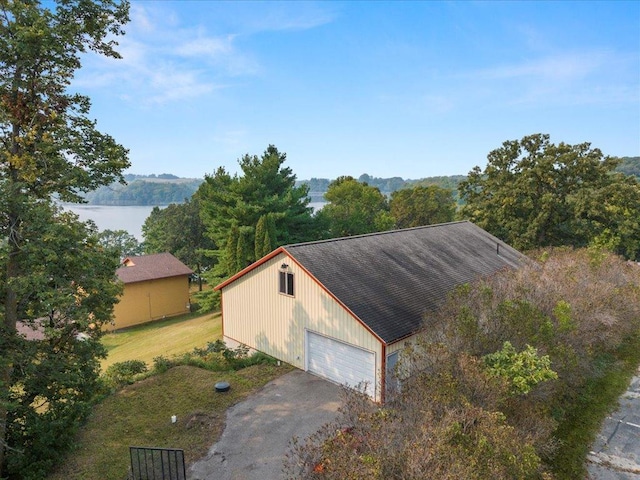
left=173, top=35, right=235, bottom=58
left=455, top=50, right=638, bottom=108
left=74, top=4, right=259, bottom=105
left=472, top=51, right=608, bottom=82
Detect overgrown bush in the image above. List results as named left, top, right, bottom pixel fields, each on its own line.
left=102, top=360, right=148, bottom=390
left=153, top=341, right=276, bottom=375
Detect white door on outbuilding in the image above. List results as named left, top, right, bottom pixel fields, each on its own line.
left=305, top=330, right=376, bottom=397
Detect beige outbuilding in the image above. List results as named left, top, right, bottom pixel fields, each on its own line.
left=111, top=253, right=193, bottom=330
left=216, top=221, right=525, bottom=402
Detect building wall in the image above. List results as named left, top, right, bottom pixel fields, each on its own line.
left=221, top=252, right=384, bottom=400
left=111, top=276, right=190, bottom=329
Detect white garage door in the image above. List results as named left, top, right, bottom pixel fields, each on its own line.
left=306, top=331, right=376, bottom=397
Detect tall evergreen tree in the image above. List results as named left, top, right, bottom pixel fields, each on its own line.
left=263, top=212, right=277, bottom=255
left=254, top=214, right=267, bottom=259
left=198, top=145, right=314, bottom=279
left=0, top=1, right=130, bottom=476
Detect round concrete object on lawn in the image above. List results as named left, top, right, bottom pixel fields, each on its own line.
left=215, top=381, right=230, bottom=393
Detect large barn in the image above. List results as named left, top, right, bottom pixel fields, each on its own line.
left=216, top=221, right=525, bottom=402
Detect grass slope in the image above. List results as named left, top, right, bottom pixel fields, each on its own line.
left=101, top=312, right=222, bottom=370
left=48, top=364, right=293, bottom=480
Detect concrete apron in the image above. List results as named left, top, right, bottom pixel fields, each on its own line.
left=188, top=370, right=341, bottom=480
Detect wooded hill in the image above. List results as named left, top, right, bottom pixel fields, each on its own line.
left=78, top=157, right=639, bottom=206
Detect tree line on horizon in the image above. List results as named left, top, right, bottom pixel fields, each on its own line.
left=76, top=157, right=639, bottom=207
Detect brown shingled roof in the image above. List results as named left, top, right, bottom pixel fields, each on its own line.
left=116, top=253, right=193, bottom=284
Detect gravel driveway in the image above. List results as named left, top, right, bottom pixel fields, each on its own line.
left=188, top=370, right=341, bottom=480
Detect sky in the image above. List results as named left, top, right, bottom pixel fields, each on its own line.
left=74, top=1, right=640, bottom=181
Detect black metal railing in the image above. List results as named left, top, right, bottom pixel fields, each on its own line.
left=129, top=446, right=186, bottom=480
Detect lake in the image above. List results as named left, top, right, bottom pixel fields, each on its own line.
left=62, top=202, right=326, bottom=241
left=61, top=204, right=159, bottom=240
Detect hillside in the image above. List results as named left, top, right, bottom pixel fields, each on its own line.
left=616, top=156, right=640, bottom=178
left=80, top=158, right=638, bottom=206
left=81, top=176, right=203, bottom=205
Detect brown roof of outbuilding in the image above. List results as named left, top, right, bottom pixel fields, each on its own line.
left=116, top=253, right=193, bottom=284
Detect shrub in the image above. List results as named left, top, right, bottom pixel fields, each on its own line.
left=102, top=360, right=148, bottom=390
left=152, top=355, right=176, bottom=374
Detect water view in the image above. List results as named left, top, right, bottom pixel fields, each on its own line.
left=61, top=202, right=326, bottom=242
left=61, top=204, right=159, bottom=240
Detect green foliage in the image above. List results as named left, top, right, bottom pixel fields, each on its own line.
left=254, top=214, right=267, bottom=259
left=2, top=206, right=124, bottom=479
left=458, top=134, right=640, bottom=260
left=198, top=145, right=315, bottom=279
left=236, top=227, right=252, bottom=271
left=299, top=174, right=465, bottom=204
left=315, top=176, right=393, bottom=237
left=97, top=229, right=143, bottom=258
left=483, top=342, right=558, bottom=396
left=416, top=248, right=640, bottom=478
left=142, top=196, right=215, bottom=280
left=0, top=0, right=130, bottom=477
left=81, top=178, right=203, bottom=205
left=152, top=340, right=275, bottom=374
left=357, top=173, right=407, bottom=193
left=152, top=356, right=176, bottom=374
left=389, top=184, right=456, bottom=228
left=285, top=353, right=546, bottom=479
left=254, top=213, right=277, bottom=259
left=224, top=225, right=240, bottom=275
left=102, top=360, right=148, bottom=390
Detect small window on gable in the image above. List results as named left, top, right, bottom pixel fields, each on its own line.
left=279, top=270, right=294, bottom=296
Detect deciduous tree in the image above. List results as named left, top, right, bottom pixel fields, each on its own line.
left=97, top=229, right=143, bottom=258
left=458, top=134, right=640, bottom=259
left=142, top=196, right=214, bottom=287
left=390, top=185, right=456, bottom=228
left=315, top=176, right=394, bottom=237
left=0, top=0, right=129, bottom=476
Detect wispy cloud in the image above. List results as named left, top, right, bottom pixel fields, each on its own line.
left=74, top=4, right=262, bottom=105
left=473, top=51, right=608, bottom=82
left=456, top=50, right=639, bottom=107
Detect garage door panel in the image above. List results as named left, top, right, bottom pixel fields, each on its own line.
left=306, top=331, right=375, bottom=397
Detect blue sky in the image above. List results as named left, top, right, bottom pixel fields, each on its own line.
left=74, top=1, right=640, bottom=181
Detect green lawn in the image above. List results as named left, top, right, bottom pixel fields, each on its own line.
left=101, top=312, right=222, bottom=370
left=47, top=364, right=293, bottom=480
left=47, top=311, right=293, bottom=480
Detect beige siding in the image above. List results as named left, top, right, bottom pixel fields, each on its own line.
left=110, top=276, right=190, bottom=329
left=222, top=253, right=384, bottom=400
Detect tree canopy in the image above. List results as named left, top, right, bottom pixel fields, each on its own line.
left=0, top=0, right=130, bottom=477
left=458, top=134, right=640, bottom=259
left=389, top=184, right=456, bottom=229
left=197, top=145, right=315, bottom=280
left=97, top=229, right=143, bottom=258
left=142, top=195, right=215, bottom=285
left=315, top=176, right=394, bottom=237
